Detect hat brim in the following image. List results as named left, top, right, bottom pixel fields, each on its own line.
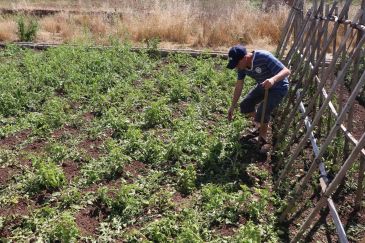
left=227, top=59, right=238, bottom=69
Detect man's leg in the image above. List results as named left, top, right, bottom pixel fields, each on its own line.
left=240, top=86, right=264, bottom=129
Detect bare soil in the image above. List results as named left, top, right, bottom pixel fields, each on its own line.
left=123, top=160, right=147, bottom=178
left=0, top=200, right=34, bottom=217
left=0, top=129, right=31, bottom=149
left=337, top=84, right=365, bottom=140
left=75, top=206, right=103, bottom=236
left=24, top=139, right=46, bottom=153
left=62, top=160, right=79, bottom=182
left=0, top=166, right=14, bottom=184
left=78, top=138, right=104, bottom=159
left=51, top=125, right=79, bottom=139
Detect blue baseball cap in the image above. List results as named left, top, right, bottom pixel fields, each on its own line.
left=227, top=45, right=247, bottom=69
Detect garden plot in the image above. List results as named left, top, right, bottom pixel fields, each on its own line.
left=0, top=44, right=282, bottom=242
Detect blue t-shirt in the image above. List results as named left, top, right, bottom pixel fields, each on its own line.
left=237, top=50, right=289, bottom=90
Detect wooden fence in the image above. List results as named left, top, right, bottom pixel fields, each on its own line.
left=275, top=0, right=365, bottom=241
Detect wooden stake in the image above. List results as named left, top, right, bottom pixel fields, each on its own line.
left=291, top=131, right=365, bottom=242
left=280, top=67, right=365, bottom=221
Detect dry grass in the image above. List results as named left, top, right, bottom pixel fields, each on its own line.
left=0, top=0, right=290, bottom=50
left=0, top=18, right=17, bottom=42
left=117, top=0, right=289, bottom=49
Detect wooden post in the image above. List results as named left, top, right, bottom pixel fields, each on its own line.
left=290, top=131, right=365, bottom=242
left=275, top=0, right=352, bottom=147
left=276, top=0, right=301, bottom=57
left=333, top=7, right=339, bottom=65
left=345, top=0, right=365, bottom=161
left=277, top=9, right=363, bottom=165
left=280, top=67, right=365, bottom=221
left=284, top=89, right=349, bottom=242
left=276, top=31, right=365, bottom=188
left=355, top=122, right=365, bottom=210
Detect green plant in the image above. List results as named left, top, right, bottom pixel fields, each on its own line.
left=111, top=184, right=143, bottom=219
left=145, top=37, right=161, bottom=57
left=29, top=159, right=66, bottom=193
left=201, top=184, right=242, bottom=226
left=46, top=143, right=69, bottom=163
left=247, top=188, right=270, bottom=221
left=0, top=44, right=299, bottom=242
left=144, top=99, right=171, bottom=128
left=177, top=164, right=197, bottom=195
left=35, top=97, right=69, bottom=133
left=123, top=127, right=144, bottom=156
left=49, top=213, right=79, bottom=242
left=140, top=135, right=166, bottom=165
left=233, top=221, right=263, bottom=243
left=17, top=16, right=38, bottom=42
left=103, top=107, right=130, bottom=138
left=143, top=215, right=179, bottom=242
left=169, top=77, right=191, bottom=103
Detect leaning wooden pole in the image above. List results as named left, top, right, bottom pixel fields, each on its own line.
left=290, top=131, right=365, bottom=242
left=276, top=0, right=302, bottom=57
left=276, top=16, right=365, bottom=187
left=275, top=0, right=352, bottom=147
left=277, top=5, right=356, bottom=146
left=280, top=66, right=365, bottom=221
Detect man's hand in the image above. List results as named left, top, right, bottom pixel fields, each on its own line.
left=227, top=106, right=235, bottom=122
left=261, top=78, right=275, bottom=89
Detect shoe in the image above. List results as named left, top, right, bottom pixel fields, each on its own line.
left=258, top=137, right=271, bottom=154
left=239, top=128, right=259, bottom=141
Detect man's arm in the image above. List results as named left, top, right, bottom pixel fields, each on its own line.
left=262, top=67, right=291, bottom=89
left=228, top=79, right=244, bottom=121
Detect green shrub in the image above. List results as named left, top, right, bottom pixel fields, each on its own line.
left=123, top=127, right=144, bottom=156
left=143, top=216, right=179, bottom=242
left=169, top=78, right=191, bottom=103
left=144, top=99, right=171, bottom=128
left=17, top=16, right=38, bottom=42
left=49, top=213, right=79, bottom=242
left=233, top=221, right=262, bottom=243
left=201, top=184, right=242, bottom=226
left=103, top=107, right=130, bottom=138
left=35, top=97, right=69, bottom=133
left=59, top=188, right=82, bottom=209
left=111, top=184, right=143, bottom=218
left=177, top=164, right=197, bottom=195
left=30, top=160, right=66, bottom=192
left=46, top=143, right=69, bottom=163
left=140, top=136, right=166, bottom=165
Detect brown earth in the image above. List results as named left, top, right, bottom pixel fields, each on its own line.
left=75, top=206, right=103, bottom=236
left=78, top=138, right=104, bottom=159
left=337, top=84, right=365, bottom=140
left=0, top=129, right=32, bottom=149
left=83, top=112, right=96, bottom=122
left=62, top=160, right=79, bottom=182
left=123, top=160, right=147, bottom=178
left=24, top=139, right=46, bottom=153
left=0, top=166, right=14, bottom=185
left=0, top=200, right=35, bottom=217
left=51, top=125, right=79, bottom=139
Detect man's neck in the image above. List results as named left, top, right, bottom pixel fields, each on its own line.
left=246, top=53, right=254, bottom=70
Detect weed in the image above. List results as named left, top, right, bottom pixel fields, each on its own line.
left=17, top=16, right=38, bottom=42
left=49, top=213, right=79, bottom=242
left=177, top=164, right=197, bottom=195
left=28, top=159, right=66, bottom=193
left=144, top=99, right=172, bottom=128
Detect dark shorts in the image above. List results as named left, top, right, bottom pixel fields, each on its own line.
left=240, top=85, right=288, bottom=123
